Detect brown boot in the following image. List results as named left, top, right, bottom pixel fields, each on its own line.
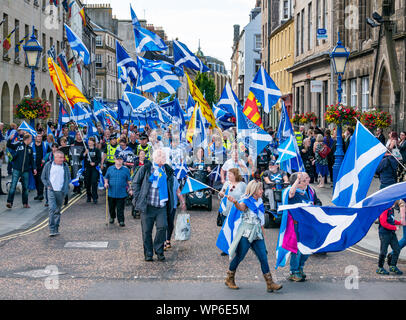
left=263, top=273, right=282, bottom=292
left=225, top=270, right=239, bottom=290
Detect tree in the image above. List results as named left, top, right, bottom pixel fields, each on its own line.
left=194, top=72, right=218, bottom=107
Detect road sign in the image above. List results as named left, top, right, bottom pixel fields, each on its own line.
left=317, top=28, right=328, bottom=40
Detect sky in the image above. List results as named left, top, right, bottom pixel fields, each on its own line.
left=83, top=0, right=256, bottom=72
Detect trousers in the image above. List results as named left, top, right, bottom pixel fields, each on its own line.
left=48, top=190, right=65, bottom=233
left=141, top=205, right=167, bottom=257
left=229, top=237, right=270, bottom=274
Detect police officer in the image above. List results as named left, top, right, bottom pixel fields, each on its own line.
left=137, top=132, right=152, bottom=161
left=294, top=126, right=303, bottom=148
left=101, top=135, right=118, bottom=176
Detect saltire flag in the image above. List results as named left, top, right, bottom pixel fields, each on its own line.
left=185, top=94, right=195, bottom=122
left=186, top=72, right=218, bottom=130
left=124, top=92, right=156, bottom=113
left=64, top=24, right=90, bottom=65
left=249, top=66, right=282, bottom=113
left=136, top=68, right=181, bottom=95
left=332, top=121, right=387, bottom=207
left=86, top=118, right=98, bottom=137
left=79, top=7, right=86, bottom=27
left=116, top=41, right=138, bottom=85
left=278, top=182, right=406, bottom=257
left=208, top=164, right=221, bottom=183
left=218, top=185, right=229, bottom=215
left=97, top=166, right=105, bottom=190
left=93, top=99, right=108, bottom=128
left=47, top=45, right=56, bottom=59
left=243, top=91, right=264, bottom=129
left=213, top=104, right=232, bottom=121
left=181, top=176, right=211, bottom=195
left=276, top=101, right=305, bottom=174
left=276, top=135, right=297, bottom=164
left=70, top=165, right=84, bottom=187
left=57, top=51, right=69, bottom=73
left=173, top=40, right=210, bottom=73
left=57, top=99, right=70, bottom=135
left=47, top=125, right=55, bottom=139
left=130, top=4, right=168, bottom=54
left=217, top=82, right=240, bottom=117
left=174, top=161, right=189, bottom=180
left=216, top=202, right=242, bottom=254
left=160, top=98, right=186, bottom=128
left=159, top=94, right=172, bottom=105
left=150, top=164, right=169, bottom=206
left=236, top=103, right=272, bottom=158
left=48, top=57, right=90, bottom=107
left=71, top=103, right=91, bottom=126
left=18, top=121, right=37, bottom=137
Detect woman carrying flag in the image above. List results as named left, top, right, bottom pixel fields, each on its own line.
left=223, top=180, right=282, bottom=293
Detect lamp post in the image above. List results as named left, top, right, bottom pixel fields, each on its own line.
left=23, top=26, right=43, bottom=128
left=330, top=32, right=350, bottom=188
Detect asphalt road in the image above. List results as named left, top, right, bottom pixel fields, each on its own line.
left=0, top=192, right=405, bottom=300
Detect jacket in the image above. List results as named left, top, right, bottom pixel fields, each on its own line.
left=399, top=140, right=406, bottom=163
left=376, top=156, right=398, bottom=185
left=80, top=147, right=101, bottom=169
left=6, top=139, right=36, bottom=172
left=41, top=161, right=71, bottom=195
left=379, top=208, right=401, bottom=234
left=132, top=161, right=174, bottom=215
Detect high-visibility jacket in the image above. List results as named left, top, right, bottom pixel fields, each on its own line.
left=137, top=144, right=152, bottom=160
left=295, top=131, right=303, bottom=147
left=106, top=144, right=118, bottom=163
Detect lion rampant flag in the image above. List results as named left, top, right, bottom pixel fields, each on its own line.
left=243, top=91, right=264, bottom=129
left=48, top=57, right=90, bottom=107
left=186, top=73, right=217, bottom=130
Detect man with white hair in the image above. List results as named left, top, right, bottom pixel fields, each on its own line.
left=132, top=148, right=175, bottom=262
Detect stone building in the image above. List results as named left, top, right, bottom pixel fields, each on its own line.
left=334, top=0, right=406, bottom=132
left=0, top=0, right=65, bottom=123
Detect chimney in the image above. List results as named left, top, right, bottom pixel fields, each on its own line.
left=233, top=25, right=240, bottom=45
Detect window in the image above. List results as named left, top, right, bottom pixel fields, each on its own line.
left=255, top=34, right=261, bottom=50
left=95, top=79, right=103, bottom=99
left=95, top=54, right=102, bottom=68
left=308, top=2, right=313, bottom=51
left=361, top=76, right=369, bottom=111
left=283, top=0, right=289, bottom=19
left=350, top=79, right=357, bottom=107
left=342, top=81, right=347, bottom=106
left=96, top=36, right=102, bottom=47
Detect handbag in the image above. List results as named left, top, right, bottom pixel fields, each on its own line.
left=318, top=144, right=331, bottom=159
left=392, top=147, right=402, bottom=161
left=174, top=213, right=191, bottom=241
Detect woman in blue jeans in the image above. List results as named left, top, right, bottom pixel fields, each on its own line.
left=388, top=199, right=406, bottom=265
left=224, top=180, right=282, bottom=293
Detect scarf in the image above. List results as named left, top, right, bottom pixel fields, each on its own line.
left=242, top=196, right=265, bottom=226
left=149, top=163, right=168, bottom=206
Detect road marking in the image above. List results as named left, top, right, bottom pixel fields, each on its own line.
left=0, top=191, right=85, bottom=242
left=64, top=241, right=109, bottom=249
left=14, top=269, right=65, bottom=278
left=347, top=246, right=379, bottom=259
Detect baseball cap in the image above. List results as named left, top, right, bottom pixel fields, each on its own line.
left=140, top=132, right=148, bottom=140
left=115, top=154, right=124, bottom=160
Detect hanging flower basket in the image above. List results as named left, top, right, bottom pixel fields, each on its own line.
left=293, top=114, right=306, bottom=125
left=375, top=110, right=392, bottom=129
left=304, top=112, right=318, bottom=125
left=15, top=97, right=51, bottom=121
left=325, top=104, right=358, bottom=126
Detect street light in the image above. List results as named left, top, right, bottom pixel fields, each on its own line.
left=23, top=26, right=43, bottom=128
left=330, top=32, right=350, bottom=188
left=23, top=27, right=43, bottom=99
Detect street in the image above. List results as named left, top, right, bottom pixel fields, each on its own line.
left=0, top=189, right=405, bottom=300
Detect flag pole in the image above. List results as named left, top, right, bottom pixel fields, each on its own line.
left=49, top=58, right=91, bottom=162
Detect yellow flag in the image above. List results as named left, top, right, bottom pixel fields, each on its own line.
left=48, top=57, right=90, bottom=107
left=186, top=73, right=217, bottom=129
left=186, top=102, right=199, bottom=143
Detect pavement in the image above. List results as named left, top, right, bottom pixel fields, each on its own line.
left=0, top=162, right=404, bottom=260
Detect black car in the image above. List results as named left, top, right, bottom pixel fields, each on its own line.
left=185, top=164, right=212, bottom=211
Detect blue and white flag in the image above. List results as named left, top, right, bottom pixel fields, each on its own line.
left=276, top=101, right=305, bottom=174
left=249, top=66, right=281, bottom=113
left=116, top=41, right=138, bottom=85
left=236, top=104, right=272, bottom=158
left=218, top=186, right=230, bottom=215
left=71, top=103, right=91, bottom=126
left=278, top=182, right=406, bottom=255
left=130, top=5, right=168, bottom=54
left=47, top=125, right=55, bottom=139
left=185, top=94, right=195, bottom=122
left=149, top=164, right=168, bottom=206
left=217, top=82, right=240, bottom=117
left=47, top=44, right=56, bottom=59
left=18, top=121, right=37, bottom=137
left=64, top=24, right=90, bottom=65
left=208, top=164, right=221, bottom=183
left=181, top=176, right=211, bottom=195
left=174, top=161, right=189, bottom=180
left=70, top=165, right=84, bottom=187
left=136, top=66, right=181, bottom=95
left=173, top=40, right=210, bottom=73
left=213, top=104, right=231, bottom=121
left=332, top=121, right=387, bottom=207
left=97, top=166, right=105, bottom=190
left=276, top=135, right=297, bottom=164
left=93, top=99, right=108, bottom=129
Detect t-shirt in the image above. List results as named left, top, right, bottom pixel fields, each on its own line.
left=50, top=163, right=65, bottom=192
left=262, top=170, right=287, bottom=190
